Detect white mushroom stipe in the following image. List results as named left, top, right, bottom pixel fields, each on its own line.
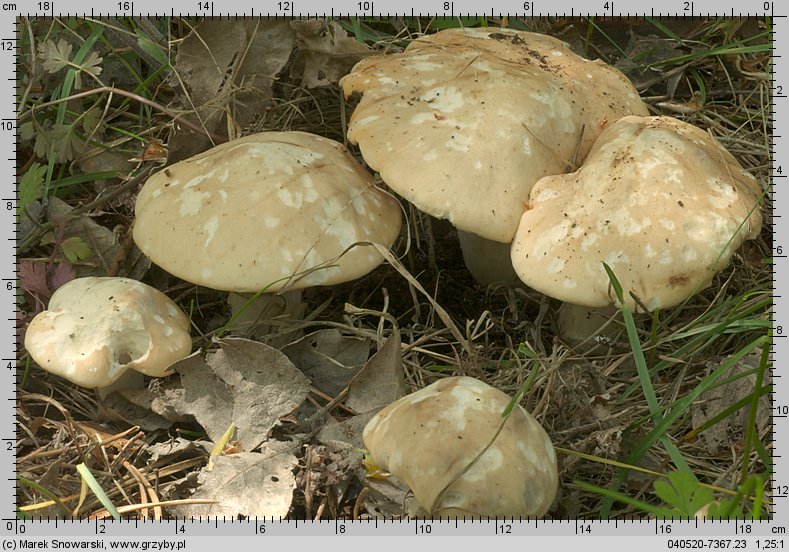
left=456, top=230, right=520, bottom=286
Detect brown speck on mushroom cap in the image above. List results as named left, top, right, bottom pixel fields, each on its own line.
left=24, top=277, right=192, bottom=388
left=133, top=131, right=402, bottom=293
left=340, top=27, right=648, bottom=243
left=363, top=376, right=558, bottom=518
left=510, top=115, right=764, bottom=311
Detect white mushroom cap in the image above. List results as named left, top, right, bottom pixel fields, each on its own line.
left=363, top=376, right=558, bottom=518
left=340, top=27, right=648, bottom=243
left=24, top=277, right=192, bottom=388
left=511, top=115, right=764, bottom=311
left=133, top=131, right=402, bottom=293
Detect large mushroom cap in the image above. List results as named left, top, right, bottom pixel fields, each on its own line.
left=340, top=27, right=648, bottom=243
left=511, top=115, right=764, bottom=311
left=363, top=376, right=558, bottom=518
left=24, top=277, right=192, bottom=388
left=133, top=131, right=402, bottom=293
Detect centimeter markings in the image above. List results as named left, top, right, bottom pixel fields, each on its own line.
left=769, top=16, right=783, bottom=552
left=774, top=0, right=785, bottom=523
left=4, top=1, right=784, bottom=539
left=4, top=2, right=15, bottom=528
left=0, top=516, right=783, bottom=537
left=0, top=1, right=782, bottom=17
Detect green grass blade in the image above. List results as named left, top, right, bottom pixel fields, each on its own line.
left=600, top=263, right=696, bottom=516
left=501, top=352, right=540, bottom=417
left=575, top=480, right=676, bottom=518
left=75, top=463, right=122, bottom=520
left=602, top=335, right=766, bottom=516
left=17, top=476, right=72, bottom=517
left=644, top=17, right=684, bottom=42
left=49, top=170, right=124, bottom=193
left=603, top=264, right=694, bottom=469
left=680, top=383, right=770, bottom=443
left=44, top=23, right=106, bottom=197
left=740, top=339, right=771, bottom=483
left=753, top=438, right=772, bottom=473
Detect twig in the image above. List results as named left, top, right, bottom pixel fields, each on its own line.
left=352, top=487, right=369, bottom=520
left=88, top=499, right=217, bottom=519
left=107, top=222, right=138, bottom=277
left=19, top=86, right=225, bottom=143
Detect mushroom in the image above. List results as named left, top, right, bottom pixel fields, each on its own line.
left=133, top=131, right=402, bottom=336
left=24, top=277, right=192, bottom=388
left=363, top=376, right=558, bottom=518
left=511, top=115, right=763, bottom=342
left=340, top=27, right=648, bottom=284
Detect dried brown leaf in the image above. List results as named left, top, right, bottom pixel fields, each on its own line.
left=168, top=20, right=295, bottom=162
left=345, top=331, right=406, bottom=413
left=49, top=262, right=76, bottom=292
left=290, top=20, right=371, bottom=88
left=168, top=445, right=297, bottom=518
left=282, top=329, right=371, bottom=397
left=151, top=338, right=311, bottom=451
left=19, top=261, right=50, bottom=298
left=318, top=411, right=378, bottom=450
left=691, top=352, right=770, bottom=455
left=19, top=260, right=76, bottom=311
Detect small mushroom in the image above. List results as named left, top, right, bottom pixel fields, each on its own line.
left=24, top=277, right=192, bottom=388
left=133, top=131, right=402, bottom=335
left=340, top=27, right=648, bottom=284
left=511, top=115, right=763, bottom=341
left=363, top=376, right=558, bottom=518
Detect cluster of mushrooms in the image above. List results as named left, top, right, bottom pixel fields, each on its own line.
left=23, top=27, right=763, bottom=519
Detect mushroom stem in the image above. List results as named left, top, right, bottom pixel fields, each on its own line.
left=97, top=370, right=144, bottom=400
left=556, top=303, right=621, bottom=351
left=457, top=230, right=520, bottom=286
left=227, top=289, right=305, bottom=340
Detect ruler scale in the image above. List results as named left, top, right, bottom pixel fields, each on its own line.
left=5, top=4, right=17, bottom=541
left=5, top=1, right=783, bottom=548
